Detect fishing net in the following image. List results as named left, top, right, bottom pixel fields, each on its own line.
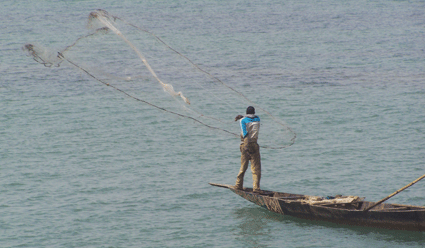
left=23, top=9, right=296, bottom=149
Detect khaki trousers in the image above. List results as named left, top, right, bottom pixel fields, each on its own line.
left=235, top=142, right=261, bottom=191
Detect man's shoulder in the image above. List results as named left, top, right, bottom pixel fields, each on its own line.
left=242, top=115, right=260, bottom=122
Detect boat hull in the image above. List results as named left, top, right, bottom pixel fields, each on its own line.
left=210, top=183, right=425, bottom=231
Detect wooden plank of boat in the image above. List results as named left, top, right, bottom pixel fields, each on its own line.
left=209, top=183, right=425, bottom=231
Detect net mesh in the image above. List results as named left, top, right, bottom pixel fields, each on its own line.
left=23, top=9, right=296, bottom=149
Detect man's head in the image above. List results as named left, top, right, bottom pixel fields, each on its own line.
left=246, top=106, right=255, bottom=115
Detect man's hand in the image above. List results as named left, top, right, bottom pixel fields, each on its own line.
left=235, top=115, right=244, bottom=121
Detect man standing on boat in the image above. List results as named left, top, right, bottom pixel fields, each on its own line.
left=234, top=106, right=261, bottom=192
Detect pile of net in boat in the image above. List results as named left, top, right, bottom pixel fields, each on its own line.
left=301, top=195, right=365, bottom=205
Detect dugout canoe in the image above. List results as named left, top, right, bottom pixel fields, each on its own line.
left=209, top=183, right=425, bottom=231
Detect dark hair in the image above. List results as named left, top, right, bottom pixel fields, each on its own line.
left=246, top=106, right=255, bottom=114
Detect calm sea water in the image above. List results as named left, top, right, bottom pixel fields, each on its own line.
left=2, top=0, right=425, bottom=247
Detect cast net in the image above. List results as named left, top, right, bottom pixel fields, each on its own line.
left=23, top=9, right=296, bottom=149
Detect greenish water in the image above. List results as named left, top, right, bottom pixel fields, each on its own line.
left=1, top=0, right=425, bottom=247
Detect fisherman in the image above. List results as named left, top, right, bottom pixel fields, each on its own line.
left=234, top=106, right=261, bottom=192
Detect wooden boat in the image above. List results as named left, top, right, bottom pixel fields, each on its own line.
left=209, top=183, right=425, bottom=231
